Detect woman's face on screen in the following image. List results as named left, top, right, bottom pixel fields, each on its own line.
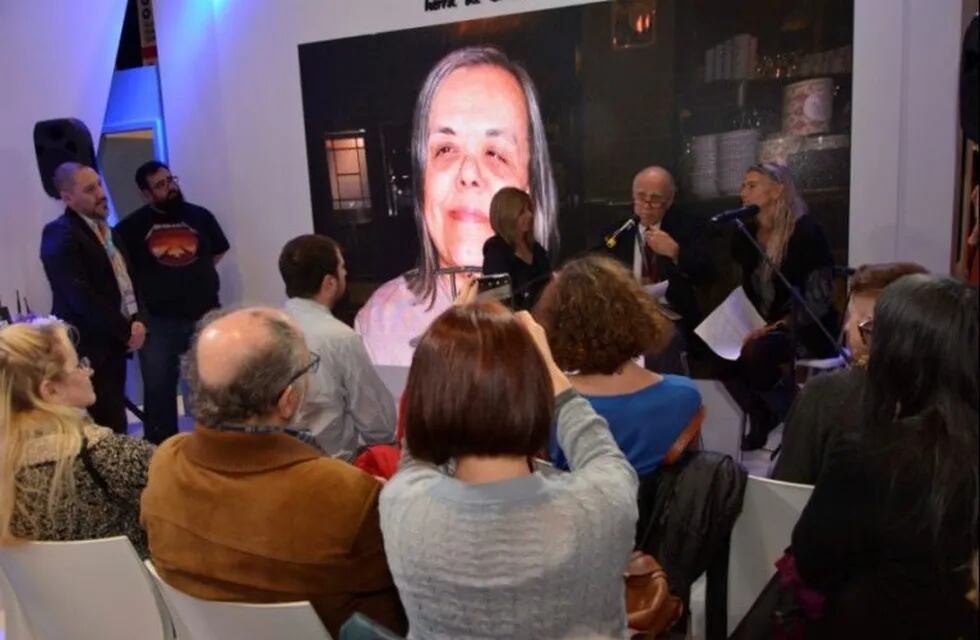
left=423, top=64, right=531, bottom=269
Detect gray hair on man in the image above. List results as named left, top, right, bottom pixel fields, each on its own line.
left=184, top=307, right=307, bottom=427
left=408, top=45, right=559, bottom=307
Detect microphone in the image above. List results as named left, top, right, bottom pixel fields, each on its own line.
left=604, top=216, right=638, bottom=248
left=710, top=204, right=759, bottom=224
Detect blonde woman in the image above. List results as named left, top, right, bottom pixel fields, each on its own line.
left=727, top=163, right=839, bottom=450
left=0, top=320, right=154, bottom=557
left=482, top=186, right=552, bottom=310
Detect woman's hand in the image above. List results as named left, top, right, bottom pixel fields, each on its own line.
left=742, top=322, right=785, bottom=346
left=514, top=311, right=572, bottom=396
left=453, top=275, right=479, bottom=306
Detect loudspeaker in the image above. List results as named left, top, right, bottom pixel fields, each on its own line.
left=33, top=118, right=98, bottom=198
left=962, top=14, right=979, bottom=144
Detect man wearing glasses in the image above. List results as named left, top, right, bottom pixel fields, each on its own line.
left=604, top=166, right=713, bottom=370
left=140, top=307, right=405, bottom=637
left=117, top=161, right=230, bottom=444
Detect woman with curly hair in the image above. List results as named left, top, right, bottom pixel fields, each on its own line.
left=535, top=255, right=702, bottom=478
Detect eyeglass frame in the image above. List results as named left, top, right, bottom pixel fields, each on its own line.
left=857, top=318, right=873, bottom=344
left=149, top=174, right=180, bottom=191
left=275, top=352, right=321, bottom=399
left=632, top=192, right=671, bottom=207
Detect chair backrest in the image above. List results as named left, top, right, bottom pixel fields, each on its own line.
left=0, top=536, right=173, bottom=640
left=0, top=562, right=36, bottom=640
left=144, top=560, right=333, bottom=640
left=726, top=475, right=814, bottom=635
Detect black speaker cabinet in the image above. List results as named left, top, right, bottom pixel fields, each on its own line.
left=33, top=118, right=98, bottom=198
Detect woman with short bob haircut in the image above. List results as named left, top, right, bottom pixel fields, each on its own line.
left=790, top=274, right=978, bottom=638
left=0, top=319, right=154, bottom=557
left=379, top=301, right=638, bottom=639
left=535, top=255, right=702, bottom=479
left=482, top=187, right=552, bottom=311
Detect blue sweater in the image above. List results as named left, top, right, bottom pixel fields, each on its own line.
left=550, top=374, right=702, bottom=478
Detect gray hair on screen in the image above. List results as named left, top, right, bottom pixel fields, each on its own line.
left=407, top=45, right=559, bottom=308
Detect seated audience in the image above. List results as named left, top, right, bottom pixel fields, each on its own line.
left=536, top=255, right=702, bottom=478
left=482, top=187, right=552, bottom=311
left=279, top=234, right=396, bottom=460
left=140, top=307, right=405, bottom=637
left=380, top=300, right=638, bottom=639
left=772, top=261, right=927, bottom=484
left=0, top=319, right=154, bottom=557
left=790, top=275, right=978, bottom=639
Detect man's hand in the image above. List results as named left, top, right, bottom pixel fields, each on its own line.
left=644, top=229, right=680, bottom=261
left=128, top=321, right=147, bottom=352
left=742, top=322, right=784, bottom=347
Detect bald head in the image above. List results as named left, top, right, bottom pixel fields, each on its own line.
left=632, top=166, right=676, bottom=226
left=187, top=306, right=309, bottom=426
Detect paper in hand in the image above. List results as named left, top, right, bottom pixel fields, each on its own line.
left=694, top=286, right=766, bottom=360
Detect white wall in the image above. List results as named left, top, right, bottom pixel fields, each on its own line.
left=849, top=0, right=966, bottom=273
left=0, top=0, right=128, bottom=315
left=152, top=0, right=970, bottom=309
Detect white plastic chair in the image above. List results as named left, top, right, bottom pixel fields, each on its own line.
left=0, top=563, right=35, bottom=640
left=0, top=536, right=173, bottom=640
left=144, top=560, right=333, bottom=640
left=726, top=475, right=814, bottom=635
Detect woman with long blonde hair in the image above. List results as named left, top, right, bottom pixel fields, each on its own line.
left=0, top=319, right=154, bottom=556
left=482, top=186, right=552, bottom=310
left=727, top=163, right=839, bottom=450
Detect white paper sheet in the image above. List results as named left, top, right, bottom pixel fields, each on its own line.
left=694, top=286, right=766, bottom=361
left=642, top=280, right=671, bottom=300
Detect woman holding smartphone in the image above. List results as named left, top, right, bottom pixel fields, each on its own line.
left=482, top=187, right=552, bottom=311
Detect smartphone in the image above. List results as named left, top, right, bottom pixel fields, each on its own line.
left=476, top=273, right=514, bottom=308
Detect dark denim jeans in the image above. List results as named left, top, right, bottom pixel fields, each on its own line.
left=139, top=316, right=195, bottom=444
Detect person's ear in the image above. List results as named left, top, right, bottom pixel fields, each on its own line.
left=38, top=378, right=61, bottom=404
left=320, top=274, right=337, bottom=299
left=277, top=384, right=302, bottom=422
left=139, top=188, right=154, bottom=203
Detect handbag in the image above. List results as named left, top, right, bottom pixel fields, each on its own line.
left=624, top=551, right=684, bottom=637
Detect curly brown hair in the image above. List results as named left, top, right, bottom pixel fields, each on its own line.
left=534, top=255, right=673, bottom=374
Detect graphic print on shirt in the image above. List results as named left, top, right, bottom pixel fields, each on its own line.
left=144, top=223, right=200, bottom=267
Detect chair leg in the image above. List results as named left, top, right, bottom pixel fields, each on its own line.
left=704, top=536, right=731, bottom=640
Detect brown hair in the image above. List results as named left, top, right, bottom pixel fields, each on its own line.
left=535, top=255, right=672, bottom=375
left=278, top=234, right=341, bottom=299
left=404, top=301, right=553, bottom=465
left=850, top=262, right=928, bottom=296
left=489, top=187, right=532, bottom=248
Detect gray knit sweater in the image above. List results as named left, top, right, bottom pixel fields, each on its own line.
left=379, top=391, right=639, bottom=640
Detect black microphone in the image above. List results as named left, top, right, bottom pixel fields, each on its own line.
left=604, top=216, right=638, bottom=248
left=710, top=204, right=760, bottom=224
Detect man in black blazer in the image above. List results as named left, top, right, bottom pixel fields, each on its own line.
left=40, top=162, right=146, bottom=434
left=605, top=166, right=713, bottom=331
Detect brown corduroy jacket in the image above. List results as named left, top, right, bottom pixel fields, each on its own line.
left=140, top=426, right=406, bottom=637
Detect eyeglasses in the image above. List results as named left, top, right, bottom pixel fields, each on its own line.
left=276, top=352, right=320, bottom=398
left=150, top=175, right=179, bottom=191
left=77, top=357, right=92, bottom=372
left=633, top=193, right=670, bottom=206
left=857, top=318, right=873, bottom=344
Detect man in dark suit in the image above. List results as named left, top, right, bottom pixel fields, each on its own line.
left=604, top=166, right=713, bottom=371
left=40, top=162, right=146, bottom=433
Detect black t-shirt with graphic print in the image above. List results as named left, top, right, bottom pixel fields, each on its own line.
left=116, top=202, right=230, bottom=320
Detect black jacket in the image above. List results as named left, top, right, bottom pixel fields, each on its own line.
left=40, top=209, right=144, bottom=364
left=481, top=235, right=552, bottom=311
left=603, top=208, right=714, bottom=330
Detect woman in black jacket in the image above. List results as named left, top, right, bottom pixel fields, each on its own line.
left=727, top=163, right=839, bottom=450
left=791, top=274, right=978, bottom=639
left=482, top=187, right=552, bottom=311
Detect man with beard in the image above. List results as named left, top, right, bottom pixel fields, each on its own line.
left=40, top=162, right=147, bottom=434
left=117, top=161, right=229, bottom=443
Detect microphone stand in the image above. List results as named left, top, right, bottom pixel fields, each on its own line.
left=731, top=218, right=849, bottom=365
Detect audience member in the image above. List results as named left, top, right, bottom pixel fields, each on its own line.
left=355, top=45, right=559, bottom=366
left=380, top=300, right=638, bottom=639
left=773, top=262, right=927, bottom=484
left=790, top=274, right=978, bottom=639
left=536, top=255, right=702, bottom=478
left=482, top=187, right=552, bottom=310
left=140, top=307, right=405, bottom=637
left=117, top=161, right=229, bottom=444
left=279, top=234, right=396, bottom=460
left=0, top=319, right=154, bottom=557
left=725, top=163, right=839, bottom=450
left=40, top=162, right=146, bottom=434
